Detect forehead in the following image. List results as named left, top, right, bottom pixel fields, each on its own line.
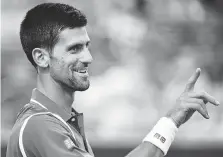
left=57, top=27, right=90, bottom=46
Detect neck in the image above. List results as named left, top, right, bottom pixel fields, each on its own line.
left=36, top=73, right=75, bottom=112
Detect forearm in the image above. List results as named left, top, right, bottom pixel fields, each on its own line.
left=125, top=142, right=163, bottom=157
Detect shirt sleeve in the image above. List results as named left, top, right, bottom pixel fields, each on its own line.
left=22, top=114, right=92, bottom=157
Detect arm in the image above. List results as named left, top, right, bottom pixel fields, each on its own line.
left=123, top=68, right=219, bottom=157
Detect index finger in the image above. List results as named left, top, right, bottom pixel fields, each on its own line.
left=184, top=68, right=201, bottom=92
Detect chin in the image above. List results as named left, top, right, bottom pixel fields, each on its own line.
left=76, top=85, right=90, bottom=91
left=72, top=81, right=90, bottom=92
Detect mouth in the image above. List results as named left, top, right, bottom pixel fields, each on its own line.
left=73, top=69, right=88, bottom=73
left=72, top=68, right=89, bottom=77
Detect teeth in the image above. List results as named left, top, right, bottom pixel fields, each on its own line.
left=74, top=70, right=87, bottom=73
left=79, top=70, right=86, bottom=73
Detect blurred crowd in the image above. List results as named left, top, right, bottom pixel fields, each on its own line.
left=1, top=0, right=223, bottom=149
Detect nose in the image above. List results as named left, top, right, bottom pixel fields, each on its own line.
left=80, top=48, right=93, bottom=64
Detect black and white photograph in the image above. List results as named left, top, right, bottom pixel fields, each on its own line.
left=1, top=0, right=223, bottom=157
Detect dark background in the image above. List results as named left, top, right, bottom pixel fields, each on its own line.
left=2, top=147, right=223, bottom=157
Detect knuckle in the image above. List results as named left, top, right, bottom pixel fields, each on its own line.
left=182, top=92, right=190, bottom=98
left=187, top=92, right=194, bottom=98
left=197, top=106, right=203, bottom=112
left=202, top=90, right=207, bottom=94
left=200, top=91, right=206, bottom=97
left=197, top=99, right=204, bottom=104
left=178, top=95, right=185, bottom=101
left=199, top=105, right=205, bottom=111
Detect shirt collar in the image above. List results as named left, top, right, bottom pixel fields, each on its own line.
left=30, top=88, right=77, bottom=121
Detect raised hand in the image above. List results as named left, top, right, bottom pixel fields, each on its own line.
left=166, top=68, right=220, bottom=128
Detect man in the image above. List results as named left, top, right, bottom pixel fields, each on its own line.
left=6, top=3, right=220, bottom=157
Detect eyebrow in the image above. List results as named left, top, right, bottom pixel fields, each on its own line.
left=67, top=40, right=90, bottom=51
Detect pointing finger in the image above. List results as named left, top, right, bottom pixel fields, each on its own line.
left=184, top=68, right=201, bottom=92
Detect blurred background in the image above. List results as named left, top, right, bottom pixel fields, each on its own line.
left=1, top=0, right=223, bottom=157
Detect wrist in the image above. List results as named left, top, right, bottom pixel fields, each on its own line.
left=143, top=117, right=178, bottom=156
left=165, top=116, right=180, bottom=128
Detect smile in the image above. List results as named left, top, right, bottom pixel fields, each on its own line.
left=74, top=69, right=87, bottom=74
left=72, top=68, right=89, bottom=77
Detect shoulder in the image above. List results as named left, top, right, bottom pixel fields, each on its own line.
left=20, top=114, right=79, bottom=156
left=8, top=112, right=67, bottom=157
left=21, top=113, right=71, bottom=153
left=24, top=113, right=68, bottom=135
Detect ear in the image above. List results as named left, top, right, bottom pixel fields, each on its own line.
left=32, top=48, right=50, bottom=68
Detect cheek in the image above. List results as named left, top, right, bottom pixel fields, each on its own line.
left=66, top=55, right=79, bottom=68
left=50, top=53, right=79, bottom=75
left=52, top=57, right=64, bottom=69
left=50, top=56, right=67, bottom=76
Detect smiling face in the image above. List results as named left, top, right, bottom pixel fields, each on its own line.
left=49, top=27, right=93, bottom=91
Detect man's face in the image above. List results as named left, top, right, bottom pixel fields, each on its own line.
left=49, top=27, right=93, bottom=91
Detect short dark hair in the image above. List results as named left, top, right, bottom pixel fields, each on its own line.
left=20, top=3, right=87, bottom=68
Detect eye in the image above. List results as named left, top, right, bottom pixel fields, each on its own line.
left=69, top=44, right=84, bottom=53
left=86, top=42, right=91, bottom=48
